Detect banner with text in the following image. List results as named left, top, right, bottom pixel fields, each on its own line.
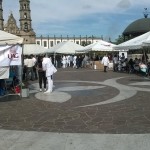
left=0, top=45, right=22, bottom=67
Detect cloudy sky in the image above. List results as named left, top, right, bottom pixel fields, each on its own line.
left=2, top=0, right=150, bottom=41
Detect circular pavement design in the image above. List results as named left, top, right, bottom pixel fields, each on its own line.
left=0, top=74, right=150, bottom=134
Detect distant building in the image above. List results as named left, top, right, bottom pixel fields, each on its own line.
left=0, top=0, right=36, bottom=44
left=0, top=0, right=105, bottom=48
left=36, top=35, right=102, bottom=48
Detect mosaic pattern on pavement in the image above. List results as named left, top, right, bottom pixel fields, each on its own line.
left=0, top=69, right=150, bottom=133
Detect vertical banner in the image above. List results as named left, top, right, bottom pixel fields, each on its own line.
left=0, top=45, right=22, bottom=66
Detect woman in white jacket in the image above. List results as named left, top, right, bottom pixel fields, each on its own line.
left=42, top=56, right=57, bottom=94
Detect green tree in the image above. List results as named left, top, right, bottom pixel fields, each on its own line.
left=115, top=34, right=124, bottom=45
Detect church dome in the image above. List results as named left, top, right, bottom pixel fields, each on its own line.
left=123, top=18, right=150, bottom=36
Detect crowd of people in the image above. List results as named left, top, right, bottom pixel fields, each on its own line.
left=55, top=54, right=91, bottom=69
left=1, top=52, right=149, bottom=97
left=112, top=53, right=150, bottom=76
left=23, top=54, right=57, bottom=93
left=21, top=52, right=149, bottom=94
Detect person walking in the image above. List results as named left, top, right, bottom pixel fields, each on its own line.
left=101, top=54, right=109, bottom=72
left=36, top=56, right=46, bottom=92
left=42, top=56, right=57, bottom=94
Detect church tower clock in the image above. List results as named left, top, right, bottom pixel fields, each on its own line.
left=19, top=0, right=36, bottom=44
left=0, top=0, right=4, bottom=30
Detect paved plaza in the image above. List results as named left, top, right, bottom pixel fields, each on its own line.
left=0, top=68, right=150, bottom=150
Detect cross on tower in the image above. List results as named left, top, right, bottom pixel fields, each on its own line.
left=143, top=8, right=150, bottom=18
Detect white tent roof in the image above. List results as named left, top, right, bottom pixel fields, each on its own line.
left=113, top=31, right=150, bottom=50
left=47, top=41, right=84, bottom=54
left=0, top=30, right=23, bottom=45
left=23, top=44, right=49, bottom=55
left=76, top=40, right=116, bottom=52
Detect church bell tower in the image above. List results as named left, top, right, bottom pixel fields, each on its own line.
left=0, top=0, right=4, bottom=30
left=19, top=0, right=36, bottom=44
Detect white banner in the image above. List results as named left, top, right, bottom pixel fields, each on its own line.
left=0, top=45, right=22, bottom=66
left=0, top=67, right=9, bottom=79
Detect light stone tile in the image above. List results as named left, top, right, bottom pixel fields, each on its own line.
left=0, top=130, right=150, bottom=150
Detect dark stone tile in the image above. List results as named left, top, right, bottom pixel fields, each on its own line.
left=0, top=68, right=149, bottom=133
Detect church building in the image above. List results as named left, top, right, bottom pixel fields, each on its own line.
left=0, top=0, right=103, bottom=48
left=0, top=0, right=36, bottom=44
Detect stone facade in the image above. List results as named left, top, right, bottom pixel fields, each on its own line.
left=0, top=0, right=105, bottom=47
left=36, top=35, right=102, bottom=48
left=4, top=13, right=20, bottom=34
left=0, top=0, right=36, bottom=44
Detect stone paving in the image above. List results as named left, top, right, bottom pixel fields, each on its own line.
left=0, top=68, right=150, bottom=134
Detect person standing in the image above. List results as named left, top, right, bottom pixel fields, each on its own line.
left=31, top=55, right=38, bottom=80
left=66, top=55, right=71, bottom=67
left=22, top=55, right=28, bottom=80
left=73, top=55, right=77, bottom=68
left=113, top=54, right=118, bottom=72
left=69, top=55, right=73, bottom=67
left=101, top=54, right=109, bottom=72
left=36, top=56, right=46, bottom=92
left=26, top=55, right=34, bottom=80
left=62, top=55, right=67, bottom=68
left=42, top=56, right=57, bottom=94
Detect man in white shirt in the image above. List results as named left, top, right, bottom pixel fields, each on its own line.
left=42, top=56, right=57, bottom=93
left=101, top=54, right=109, bottom=72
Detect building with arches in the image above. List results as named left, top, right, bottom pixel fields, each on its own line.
left=0, top=0, right=107, bottom=47
left=35, top=35, right=102, bottom=49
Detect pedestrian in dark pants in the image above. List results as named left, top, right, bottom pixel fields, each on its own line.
left=113, top=54, right=118, bottom=72
left=36, top=56, right=47, bottom=92
left=26, top=55, right=34, bottom=80
left=22, top=55, right=28, bottom=80
left=31, top=55, right=38, bottom=80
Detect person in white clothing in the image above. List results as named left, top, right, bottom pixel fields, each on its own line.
left=62, top=55, right=67, bottom=68
left=101, top=54, right=109, bottom=72
left=139, top=62, right=148, bottom=75
left=26, top=55, right=34, bottom=80
left=73, top=55, right=77, bottom=68
left=42, top=56, right=57, bottom=94
left=66, top=55, right=70, bottom=67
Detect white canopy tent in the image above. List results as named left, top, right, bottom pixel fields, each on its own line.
left=46, top=41, right=84, bottom=54
left=0, top=30, right=23, bottom=73
left=0, top=30, right=24, bottom=97
left=23, top=44, right=49, bottom=55
left=113, top=31, right=150, bottom=50
left=76, top=40, right=116, bottom=53
left=0, top=30, right=23, bottom=45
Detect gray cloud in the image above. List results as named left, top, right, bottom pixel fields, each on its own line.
left=3, top=0, right=150, bottom=41
left=117, top=0, right=131, bottom=9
